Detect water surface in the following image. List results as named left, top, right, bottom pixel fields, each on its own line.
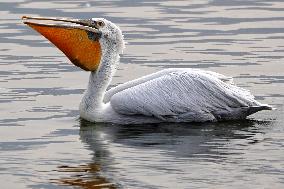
left=0, top=0, right=283, bottom=188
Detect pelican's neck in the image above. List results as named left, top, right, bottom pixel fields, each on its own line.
left=81, top=47, right=119, bottom=113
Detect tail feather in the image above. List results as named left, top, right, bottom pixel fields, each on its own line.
left=247, top=105, right=273, bottom=116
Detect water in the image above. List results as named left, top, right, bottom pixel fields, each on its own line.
left=0, top=0, right=283, bottom=188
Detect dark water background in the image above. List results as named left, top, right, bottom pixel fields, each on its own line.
left=0, top=0, right=283, bottom=188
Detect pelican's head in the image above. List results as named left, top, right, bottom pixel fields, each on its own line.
left=91, top=18, right=125, bottom=54
left=22, top=16, right=124, bottom=71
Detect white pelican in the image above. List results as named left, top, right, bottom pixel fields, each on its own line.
left=23, top=16, right=272, bottom=124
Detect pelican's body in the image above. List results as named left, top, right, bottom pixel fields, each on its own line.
left=23, top=16, right=272, bottom=124
left=80, top=68, right=271, bottom=124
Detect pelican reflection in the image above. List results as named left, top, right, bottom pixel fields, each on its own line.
left=52, top=119, right=272, bottom=188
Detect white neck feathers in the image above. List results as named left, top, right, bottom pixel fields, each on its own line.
left=80, top=39, right=120, bottom=115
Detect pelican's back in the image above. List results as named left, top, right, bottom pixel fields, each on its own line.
left=109, top=69, right=271, bottom=122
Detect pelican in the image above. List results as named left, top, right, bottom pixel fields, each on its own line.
left=23, top=16, right=272, bottom=124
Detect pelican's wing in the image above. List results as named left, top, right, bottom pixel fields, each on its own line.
left=109, top=69, right=267, bottom=122
left=199, top=70, right=234, bottom=84
left=104, top=68, right=233, bottom=103
left=104, top=68, right=184, bottom=103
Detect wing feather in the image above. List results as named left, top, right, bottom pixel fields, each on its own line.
left=104, top=68, right=181, bottom=103
left=110, top=69, right=261, bottom=121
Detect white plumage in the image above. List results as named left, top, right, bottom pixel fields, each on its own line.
left=105, top=68, right=270, bottom=123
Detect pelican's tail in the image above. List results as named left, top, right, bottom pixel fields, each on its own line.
left=247, top=104, right=274, bottom=116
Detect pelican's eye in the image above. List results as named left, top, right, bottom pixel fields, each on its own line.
left=96, top=20, right=105, bottom=28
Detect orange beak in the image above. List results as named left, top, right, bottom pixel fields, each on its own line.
left=22, top=16, right=102, bottom=71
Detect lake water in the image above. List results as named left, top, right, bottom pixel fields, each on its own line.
left=0, top=0, right=283, bottom=188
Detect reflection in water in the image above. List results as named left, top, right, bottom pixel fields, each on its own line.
left=72, top=119, right=274, bottom=188
left=52, top=164, right=116, bottom=189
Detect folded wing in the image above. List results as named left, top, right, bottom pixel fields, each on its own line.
left=109, top=69, right=266, bottom=122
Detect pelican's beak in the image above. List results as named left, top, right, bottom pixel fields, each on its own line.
left=22, top=16, right=102, bottom=71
